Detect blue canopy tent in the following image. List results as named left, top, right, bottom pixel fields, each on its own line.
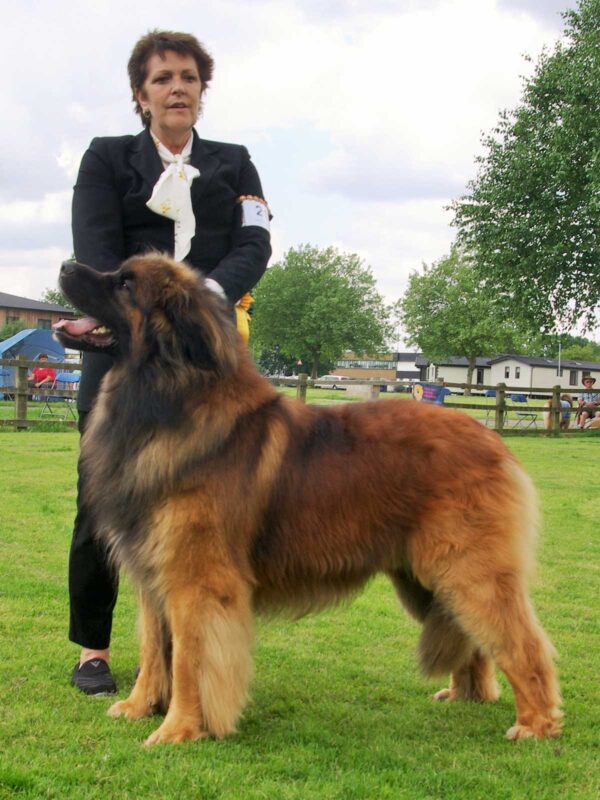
left=0, top=329, right=66, bottom=398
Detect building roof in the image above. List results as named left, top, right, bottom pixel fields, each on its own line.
left=0, top=290, right=73, bottom=315
left=415, top=355, right=492, bottom=368
left=414, top=352, right=600, bottom=371
left=489, top=354, right=600, bottom=370
left=395, top=352, right=421, bottom=362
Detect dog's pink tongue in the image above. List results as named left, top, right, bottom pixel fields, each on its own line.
left=52, top=316, right=101, bottom=336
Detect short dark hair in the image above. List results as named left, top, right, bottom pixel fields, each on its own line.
left=128, top=30, right=214, bottom=126
left=38, top=353, right=48, bottom=359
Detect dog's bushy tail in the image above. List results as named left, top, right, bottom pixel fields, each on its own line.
left=417, top=599, right=475, bottom=676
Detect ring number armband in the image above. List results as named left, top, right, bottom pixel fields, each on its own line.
left=237, top=195, right=271, bottom=231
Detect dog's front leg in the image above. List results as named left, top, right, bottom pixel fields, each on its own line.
left=108, top=588, right=170, bottom=720
left=144, top=570, right=253, bottom=746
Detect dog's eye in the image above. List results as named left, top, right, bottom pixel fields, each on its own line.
left=117, top=274, right=133, bottom=291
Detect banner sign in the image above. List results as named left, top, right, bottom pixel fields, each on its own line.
left=412, top=383, right=449, bottom=404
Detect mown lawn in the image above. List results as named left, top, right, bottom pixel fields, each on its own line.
left=0, top=431, right=598, bottom=800
left=0, top=399, right=76, bottom=432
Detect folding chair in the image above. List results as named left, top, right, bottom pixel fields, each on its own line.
left=510, top=394, right=537, bottom=429
left=39, top=372, right=80, bottom=421
left=484, top=389, right=500, bottom=426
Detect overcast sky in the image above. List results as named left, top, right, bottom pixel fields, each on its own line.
left=0, top=0, right=574, bottom=317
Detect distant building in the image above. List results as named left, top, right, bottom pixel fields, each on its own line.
left=0, top=291, right=76, bottom=331
left=489, top=355, right=600, bottom=394
left=395, top=352, right=422, bottom=382
left=335, top=352, right=397, bottom=380
left=418, top=356, right=491, bottom=386
left=335, top=352, right=421, bottom=381
left=415, top=353, right=600, bottom=396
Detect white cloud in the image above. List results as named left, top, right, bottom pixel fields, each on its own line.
left=0, top=191, right=71, bottom=226
left=0, top=248, right=70, bottom=299
left=56, top=143, right=87, bottom=182
left=281, top=1, right=550, bottom=200
left=330, top=197, right=456, bottom=302
left=497, top=0, right=575, bottom=26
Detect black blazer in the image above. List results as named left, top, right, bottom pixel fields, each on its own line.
left=72, top=127, right=271, bottom=410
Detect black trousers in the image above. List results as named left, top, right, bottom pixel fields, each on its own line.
left=68, top=410, right=119, bottom=649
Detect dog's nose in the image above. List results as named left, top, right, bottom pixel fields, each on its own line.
left=61, top=260, right=76, bottom=276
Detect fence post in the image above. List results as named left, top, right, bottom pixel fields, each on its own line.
left=550, top=385, right=561, bottom=434
left=495, top=383, right=506, bottom=432
left=15, top=355, right=29, bottom=431
left=296, top=373, right=308, bottom=403
left=370, top=383, right=381, bottom=400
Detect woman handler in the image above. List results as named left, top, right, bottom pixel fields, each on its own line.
left=69, top=30, right=271, bottom=694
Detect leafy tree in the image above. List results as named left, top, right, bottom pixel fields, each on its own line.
left=524, top=332, right=600, bottom=359
left=0, top=319, right=27, bottom=341
left=251, top=245, right=391, bottom=378
left=252, top=346, right=297, bottom=376
left=452, top=0, right=600, bottom=332
left=252, top=346, right=335, bottom=378
left=399, top=248, right=527, bottom=393
left=40, top=287, right=75, bottom=312
left=561, top=340, right=600, bottom=361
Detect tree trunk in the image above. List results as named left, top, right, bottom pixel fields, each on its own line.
left=465, top=356, right=476, bottom=397
left=311, top=350, right=321, bottom=379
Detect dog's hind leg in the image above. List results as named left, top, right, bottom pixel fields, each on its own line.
left=389, top=569, right=498, bottom=702
left=144, top=567, right=253, bottom=746
left=432, top=648, right=499, bottom=703
left=437, top=566, right=561, bottom=739
left=108, top=588, right=171, bottom=720
left=388, top=568, right=434, bottom=622
left=407, top=462, right=561, bottom=738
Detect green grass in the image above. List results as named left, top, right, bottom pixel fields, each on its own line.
left=1, top=432, right=599, bottom=800
left=276, top=386, right=369, bottom=404
left=0, top=400, right=76, bottom=432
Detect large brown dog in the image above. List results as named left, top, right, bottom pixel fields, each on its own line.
left=55, top=255, right=561, bottom=745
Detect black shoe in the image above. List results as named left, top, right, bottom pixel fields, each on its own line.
left=71, top=658, right=117, bottom=695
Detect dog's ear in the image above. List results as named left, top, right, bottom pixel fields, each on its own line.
left=162, top=280, right=239, bottom=375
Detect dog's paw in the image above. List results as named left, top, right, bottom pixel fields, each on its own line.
left=506, top=724, right=535, bottom=741
left=506, top=718, right=562, bottom=741
left=433, top=687, right=454, bottom=701
left=144, top=721, right=208, bottom=746
left=107, top=698, right=153, bottom=720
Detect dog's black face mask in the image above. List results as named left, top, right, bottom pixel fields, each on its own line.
left=54, top=260, right=128, bottom=356
left=53, top=256, right=239, bottom=376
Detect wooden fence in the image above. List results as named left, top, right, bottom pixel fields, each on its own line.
left=0, top=356, right=580, bottom=434
left=273, top=376, right=571, bottom=434
left=0, top=356, right=82, bottom=429
left=430, top=380, right=565, bottom=434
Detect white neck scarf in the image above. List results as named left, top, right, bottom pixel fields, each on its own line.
left=146, top=134, right=200, bottom=262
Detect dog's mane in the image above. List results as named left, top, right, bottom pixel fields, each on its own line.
left=75, top=256, right=281, bottom=562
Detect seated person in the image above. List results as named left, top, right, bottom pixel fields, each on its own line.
left=545, top=394, right=573, bottom=431
left=576, top=375, right=600, bottom=427
left=28, top=354, right=56, bottom=389
left=560, top=394, right=573, bottom=428
left=559, top=394, right=573, bottom=430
